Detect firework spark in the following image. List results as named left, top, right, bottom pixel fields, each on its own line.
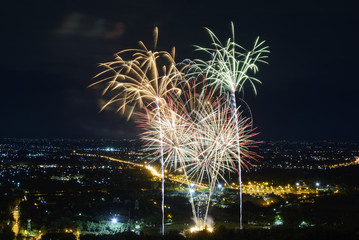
left=90, top=27, right=181, bottom=119
left=193, top=22, right=269, bottom=229
left=193, top=22, right=269, bottom=95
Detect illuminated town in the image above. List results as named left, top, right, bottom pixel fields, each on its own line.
left=1, top=139, right=358, bottom=239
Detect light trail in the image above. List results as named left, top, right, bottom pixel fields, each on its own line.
left=72, top=153, right=207, bottom=189
left=12, top=206, right=19, bottom=237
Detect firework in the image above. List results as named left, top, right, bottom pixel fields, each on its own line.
left=90, top=27, right=181, bottom=119
left=91, top=27, right=183, bottom=235
left=193, top=22, right=269, bottom=229
left=193, top=22, right=269, bottom=95
left=139, top=79, right=259, bottom=230
left=186, top=96, right=258, bottom=227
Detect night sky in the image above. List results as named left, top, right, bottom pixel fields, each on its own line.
left=0, top=0, right=358, bottom=141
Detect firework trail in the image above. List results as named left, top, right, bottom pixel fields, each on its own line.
left=91, top=27, right=182, bottom=235
left=193, top=22, right=269, bottom=229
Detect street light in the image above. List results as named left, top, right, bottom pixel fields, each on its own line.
left=111, top=218, right=118, bottom=224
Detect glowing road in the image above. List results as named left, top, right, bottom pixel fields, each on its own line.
left=12, top=206, right=19, bottom=236
left=72, top=153, right=207, bottom=189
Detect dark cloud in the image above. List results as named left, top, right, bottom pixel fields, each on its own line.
left=55, top=12, right=126, bottom=39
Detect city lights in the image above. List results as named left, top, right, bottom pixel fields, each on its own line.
left=1, top=138, right=356, bottom=239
